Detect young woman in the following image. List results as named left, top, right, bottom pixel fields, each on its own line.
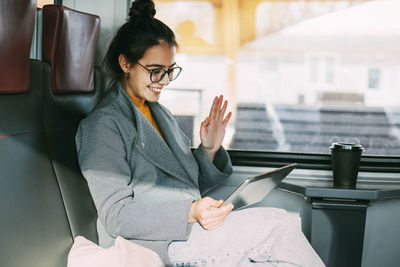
left=76, top=0, right=324, bottom=266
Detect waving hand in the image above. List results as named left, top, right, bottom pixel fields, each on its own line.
left=200, top=95, right=232, bottom=162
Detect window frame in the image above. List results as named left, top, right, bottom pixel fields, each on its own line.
left=227, top=149, right=400, bottom=173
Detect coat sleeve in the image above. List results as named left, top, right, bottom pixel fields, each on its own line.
left=192, top=144, right=233, bottom=193
left=76, top=114, right=193, bottom=242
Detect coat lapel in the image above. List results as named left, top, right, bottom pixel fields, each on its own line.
left=117, top=84, right=196, bottom=187
left=149, top=102, right=199, bottom=186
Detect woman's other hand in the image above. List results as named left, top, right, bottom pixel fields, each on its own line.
left=188, top=197, right=234, bottom=230
left=200, top=95, right=232, bottom=162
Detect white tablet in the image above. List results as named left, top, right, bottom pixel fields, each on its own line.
left=225, top=163, right=296, bottom=210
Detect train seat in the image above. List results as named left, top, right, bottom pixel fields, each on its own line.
left=0, top=1, right=74, bottom=266
left=41, top=4, right=102, bottom=244
left=0, top=2, right=102, bottom=267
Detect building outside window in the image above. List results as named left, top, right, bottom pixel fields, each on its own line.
left=309, top=57, right=319, bottom=83
left=308, top=56, right=335, bottom=84
left=325, top=57, right=335, bottom=84
left=368, top=68, right=381, bottom=89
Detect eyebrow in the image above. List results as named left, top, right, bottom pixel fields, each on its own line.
left=145, top=62, right=177, bottom=68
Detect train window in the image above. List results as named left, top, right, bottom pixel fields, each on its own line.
left=368, top=68, right=380, bottom=89
left=154, top=0, right=400, bottom=157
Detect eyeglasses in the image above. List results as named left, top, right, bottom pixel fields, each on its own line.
left=136, top=62, right=182, bottom=83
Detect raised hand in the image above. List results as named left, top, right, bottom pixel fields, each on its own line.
left=200, top=95, right=232, bottom=162
left=188, top=197, right=234, bottom=230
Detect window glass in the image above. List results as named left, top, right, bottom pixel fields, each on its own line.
left=368, top=68, right=380, bottom=89
left=155, top=0, right=400, bottom=156
left=325, top=57, right=335, bottom=84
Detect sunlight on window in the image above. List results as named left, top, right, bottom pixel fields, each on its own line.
left=326, top=57, right=335, bottom=84
left=155, top=2, right=216, bottom=54
left=309, top=58, right=319, bottom=83
left=156, top=0, right=400, bottom=156
left=37, top=0, right=53, bottom=8
left=368, top=68, right=380, bottom=89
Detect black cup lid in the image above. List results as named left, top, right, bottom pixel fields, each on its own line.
left=330, top=142, right=364, bottom=151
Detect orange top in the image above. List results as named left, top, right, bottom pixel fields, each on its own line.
left=128, top=93, right=164, bottom=139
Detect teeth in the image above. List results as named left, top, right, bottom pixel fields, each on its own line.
left=149, top=86, right=162, bottom=93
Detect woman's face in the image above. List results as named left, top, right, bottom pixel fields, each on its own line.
left=120, top=42, right=176, bottom=102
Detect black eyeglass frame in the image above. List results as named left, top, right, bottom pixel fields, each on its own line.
left=136, top=62, right=182, bottom=83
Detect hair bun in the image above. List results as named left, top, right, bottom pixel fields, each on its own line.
left=129, top=0, right=156, bottom=20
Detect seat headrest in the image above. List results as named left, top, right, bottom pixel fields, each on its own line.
left=0, top=0, right=37, bottom=94
left=42, top=5, right=100, bottom=94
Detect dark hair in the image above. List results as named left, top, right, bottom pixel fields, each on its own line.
left=104, top=0, right=177, bottom=80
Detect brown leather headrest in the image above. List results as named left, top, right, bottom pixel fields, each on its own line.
left=0, top=0, right=36, bottom=94
left=42, top=5, right=100, bottom=94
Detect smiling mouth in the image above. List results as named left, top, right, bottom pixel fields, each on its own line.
left=149, top=86, right=162, bottom=93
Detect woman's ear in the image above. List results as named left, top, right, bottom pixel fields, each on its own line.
left=118, top=54, right=131, bottom=73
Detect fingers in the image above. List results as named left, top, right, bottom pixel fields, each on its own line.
left=203, top=117, right=210, bottom=125
left=201, top=210, right=229, bottom=225
left=219, top=99, right=228, bottom=121
left=198, top=205, right=233, bottom=229
left=223, top=111, right=232, bottom=126
left=200, top=117, right=210, bottom=129
left=197, top=197, right=232, bottom=217
left=192, top=197, right=234, bottom=230
left=214, top=96, right=223, bottom=120
left=208, top=95, right=230, bottom=123
left=214, top=199, right=224, bottom=208
left=208, top=96, right=218, bottom=120
left=207, top=203, right=232, bottom=217
left=199, top=213, right=228, bottom=230
left=216, top=96, right=224, bottom=119
left=210, top=200, right=223, bottom=210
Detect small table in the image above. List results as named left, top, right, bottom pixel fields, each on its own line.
left=278, top=178, right=400, bottom=267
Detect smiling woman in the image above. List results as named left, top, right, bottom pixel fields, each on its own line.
left=3, top=1, right=400, bottom=267
left=2, top=0, right=400, bottom=266
left=75, top=0, right=324, bottom=266
left=76, top=0, right=234, bottom=263
left=118, top=43, right=178, bottom=102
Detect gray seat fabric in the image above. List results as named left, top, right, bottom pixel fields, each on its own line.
left=0, top=60, right=75, bottom=267
left=41, top=4, right=102, bottom=243
left=0, top=2, right=101, bottom=267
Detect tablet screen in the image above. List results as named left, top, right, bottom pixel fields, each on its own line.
left=224, top=163, right=296, bottom=210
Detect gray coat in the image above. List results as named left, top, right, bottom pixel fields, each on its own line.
left=75, top=81, right=233, bottom=264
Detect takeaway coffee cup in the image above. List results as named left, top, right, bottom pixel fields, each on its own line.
left=330, top=142, right=364, bottom=188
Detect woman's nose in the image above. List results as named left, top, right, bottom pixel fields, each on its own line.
left=158, top=73, right=170, bottom=85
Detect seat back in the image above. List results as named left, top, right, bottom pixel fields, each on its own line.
left=0, top=1, right=75, bottom=267
left=0, top=0, right=36, bottom=93
left=43, top=5, right=100, bottom=94
left=42, top=4, right=102, bottom=242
